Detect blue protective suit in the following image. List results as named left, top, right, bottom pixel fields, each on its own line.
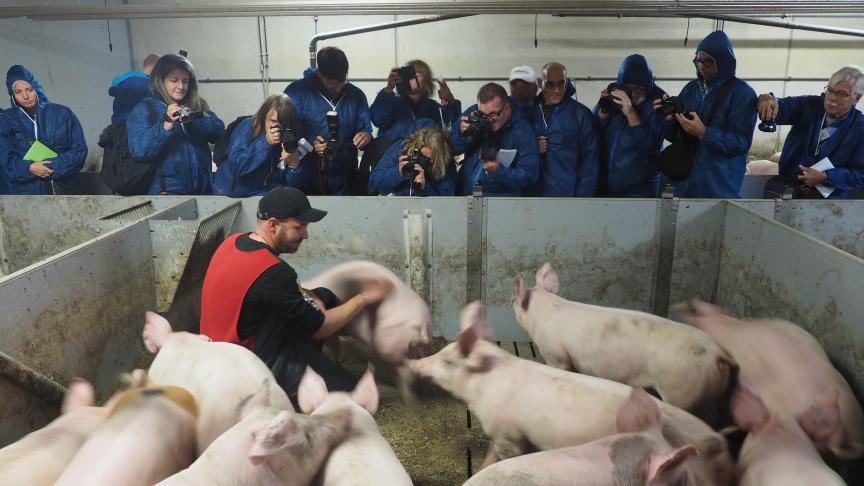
left=109, top=70, right=150, bottom=124
left=213, top=117, right=286, bottom=197
left=368, top=119, right=456, bottom=196
left=453, top=98, right=540, bottom=196
left=0, top=65, right=87, bottom=195
left=283, top=71, right=372, bottom=195
left=370, top=89, right=461, bottom=140
left=595, top=55, right=665, bottom=197
left=532, top=82, right=599, bottom=197
left=774, top=95, right=864, bottom=199
left=127, top=97, right=224, bottom=195
left=663, top=31, right=757, bottom=198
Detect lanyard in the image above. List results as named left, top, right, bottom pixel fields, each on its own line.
left=19, top=106, right=37, bottom=140
left=318, top=92, right=343, bottom=111
left=815, top=113, right=828, bottom=157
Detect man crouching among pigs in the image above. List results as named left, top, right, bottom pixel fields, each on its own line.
left=200, top=186, right=393, bottom=404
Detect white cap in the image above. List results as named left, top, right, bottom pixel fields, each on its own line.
left=508, top=66, right=537, bottom=84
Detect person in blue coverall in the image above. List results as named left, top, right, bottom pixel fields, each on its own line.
left=214, top=94, right=303, bottom=197
left=594, top=54, right=666, bottom=197
left=109, top=53, right=159, bottom=124
left=756, top=65, right=864, bottom=199
left=452, top=83, right=539, bottom=196
left=655, top=30, right=757, bottom=198
left=0, top=65, right=87, bottom=195
left=127, top=54, right=224, bottom=195
left=284, top=47, right=372, bottom=195
left=532, top=62, right=599, bottom=197
left=368, top=119, right=456, bottom=196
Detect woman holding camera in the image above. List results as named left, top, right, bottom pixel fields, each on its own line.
left=127, top=53, right=224, bottom=195
left=368, top=120, right=455, bottom=196
left=214, top=94, right=303, bottom=197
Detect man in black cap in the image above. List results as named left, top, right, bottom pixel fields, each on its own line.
left=200, top=186, right=392, bottom=401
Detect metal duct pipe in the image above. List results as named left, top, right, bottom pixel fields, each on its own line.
left=8, top=2, right=864, bottom=21
left=694, top=14, right=864, bottom=38
left=0, top=350, right=66, bottom=405
left=309, top=14, right=472, bottom=69
left=200, top=76, right=830, bottom=84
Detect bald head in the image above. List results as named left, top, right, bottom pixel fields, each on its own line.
left=541, top=62, right=567, bottom=81
left=142, top=54, right=160, bottom=75
left=541, top=62, right=568, bottom=106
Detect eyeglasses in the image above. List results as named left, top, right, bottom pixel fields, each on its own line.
left=824, top=86, right=853, bottom=100
left=692, top=57, right=716, bottom=67
left=480, top=103, right=510, bottom=120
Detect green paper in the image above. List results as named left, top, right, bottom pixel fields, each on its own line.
left=23, top=140, right=58, bottom=162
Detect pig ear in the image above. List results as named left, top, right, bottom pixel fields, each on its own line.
left=249, top=411, right=306, bottom=465
left=535, top=262, right=560, bottom=294
left=616, top=387, right=662, bottom=435
left=731, top=378, right=770, bottom=433
left=457, top=326, right=479, bottom=357
left=297, top=367, right=329, bottom=414
left=459, top=301, right=492, bottom=340
left=63, top=378, right=95, bottom=413
left=513, top=275, right=530, bottom=310
left=351, top=368, right=379, bottom=416
left=647, top=445, right=699, bottom=485
left=798, top=390, right=841, bottom=442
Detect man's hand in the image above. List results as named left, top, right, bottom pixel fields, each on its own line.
left=537, top=136, right=548, bottom=154
left=757, top=94, right=779, bottom=122
left=652, top=95, right=675, bottom=122
left=28, top=160, right=54, bottom=178
left=359, top=278, right=394, bottom=306
left=438, top=79, right=454, bottom=106
left=266, top=123, right=281, bottom=146
left=798, top=164, right=827, bottom=186
left=676, top=112, right=706, bottom=138
left=281, top=148, right=300, bottom=169
left=385, top=68, right=401, bottom=93
left=483, top=157, right=500, bottom=174
left=353, top=131, right=372, bottom=149
left=313, top=136, right=328, bottom=157
left=459, top=115, right=470, bottom=134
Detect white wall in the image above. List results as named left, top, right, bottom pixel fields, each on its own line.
left=0, top=0, right=134, bottom=170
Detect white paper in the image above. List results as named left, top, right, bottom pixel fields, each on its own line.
left=810, top=157, right=835, bottom=198
left=498, top=149, right=518, bottom=168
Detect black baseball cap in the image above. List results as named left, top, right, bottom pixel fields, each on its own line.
left=257, top=187, right=327, bottom=222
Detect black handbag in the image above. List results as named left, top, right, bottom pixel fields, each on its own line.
left=763, top=175, right=824, bottom=199
left=658, top=78, right=736, bottom=180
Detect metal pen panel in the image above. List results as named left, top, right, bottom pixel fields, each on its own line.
left=777, top=200, right=864, bottom=261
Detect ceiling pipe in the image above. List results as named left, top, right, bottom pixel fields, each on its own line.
left=8, top=2, right=864, bottom=20
left=692, top=14, right=864, bottom=38
left=308, top=14, right=472, bottom=69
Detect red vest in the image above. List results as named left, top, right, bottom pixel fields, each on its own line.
left=200, top=233, right=281, bottom=351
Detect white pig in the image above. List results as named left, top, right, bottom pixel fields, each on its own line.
left=297, top=367, right=413, bottom=486
left=674, top=300, right=864, bottom=460
left=409, top=302, right=734, bottom=486
left=732, top=379, right=847, bottom=486
left=0, top=380, right=107, bottom=485
left=157, top=404, right=353, bottom=486
left=55, top=385, right=198, bottom=486
left=512, top=263, right=736, bottom=415
left=143, top=311, right=293, bottom=453
left=301, top=260, right=431, bottom=365
left=463, top=388, right=698, bottom=486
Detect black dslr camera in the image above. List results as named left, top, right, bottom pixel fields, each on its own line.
left=174, top=105, right=204, bottom=124
left=275, top=123, right=299, bottom=152
left=598, top=82, right=633, bottom=113
left=463, top=110, right=492, bottom=144
left=395, top=64, right=418, bottom=95
left=655, top=96, right=686, bottom=117
left=400, top=148, right=431, bottom=177
left=324, top=111, right=340, bottom=160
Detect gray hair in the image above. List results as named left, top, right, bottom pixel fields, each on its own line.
left=828, top=65, right=864, bottom=96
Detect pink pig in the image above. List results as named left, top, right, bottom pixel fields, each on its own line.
left=513, top=263, right=736, bottom=416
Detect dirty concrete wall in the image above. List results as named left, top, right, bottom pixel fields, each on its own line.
left=778, top=200, right=864, bottom=260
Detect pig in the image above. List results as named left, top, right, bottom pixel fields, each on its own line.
left=157, top=403, right=353, bottom=486
left=55, top=385, right=198, bottom=486
left=769, top=151, right=782, bottom=163
left=512, top=263, right=736, bottom=416
left=409, top=302, right=734, bottom=486
left=674, top=300, right=864, bottom=460
left=463, top=388, right=698, bottom=486
left=143, top=311, right=293, bottom=453
left=301, top=260, right=431, bottom=365
left=297, top=367, right=413, bottom=486
left=732, top=379, right=846, bottom=486
left=746, top=159, right=779, bottom=175
left=0, top=380, right=108, bottom=485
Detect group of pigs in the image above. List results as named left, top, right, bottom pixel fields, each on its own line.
left=0, top=260, right=862, bottom=485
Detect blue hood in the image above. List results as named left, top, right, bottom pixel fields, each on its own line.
left=696, top=31, right=737, bottom=81
left=6, top=65, right=48, bottom=108
left=617, top=54, right=655, bottom=92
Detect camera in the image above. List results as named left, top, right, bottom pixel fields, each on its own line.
left=655, top=96, right=686, bottom=117
left=400, top=148, right=431, bottom=177
left=174, top=105, right=204, bottom=124
left=758, top=120, right=777, bottom=133
left=463, top=110, right=492, bottom=144
left=598, top=82, right=633, bottom=113
left=395, top=64, right=418, bottom=95
left=274, top=123, right=299, bottom=153
left=324, top=111, right=340, bottom=160
left=480, top=144, right=498, bottom=162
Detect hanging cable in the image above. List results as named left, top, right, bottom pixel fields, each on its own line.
left=534, top=14, right=538, bottom=48
left=684, top=17, right=690, bottom=46
left=104, top=0, right=112, bottom=52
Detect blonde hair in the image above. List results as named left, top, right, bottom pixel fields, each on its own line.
left=149, top=53, right=210, bottom=112
left=402, top=127, right=451, bottom=181
left=407, top=59, right=436, bottom=98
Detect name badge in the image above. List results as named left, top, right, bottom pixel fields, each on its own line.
left=819, top=127, right=832, bottom=143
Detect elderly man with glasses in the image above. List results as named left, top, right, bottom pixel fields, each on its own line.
left=757, top=65, right=864, bottom=199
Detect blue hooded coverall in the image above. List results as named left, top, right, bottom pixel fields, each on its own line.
left=663, top=31, right=757, bottom=198
left=213, top=117, right=287, bottom=197
left=370, top=89, right=461, bottom=141
left=0, top=65, right=87, bottom=195
left=368, top=119, right=456, bottom=196
left=109, top=70, right=151, bottom=125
